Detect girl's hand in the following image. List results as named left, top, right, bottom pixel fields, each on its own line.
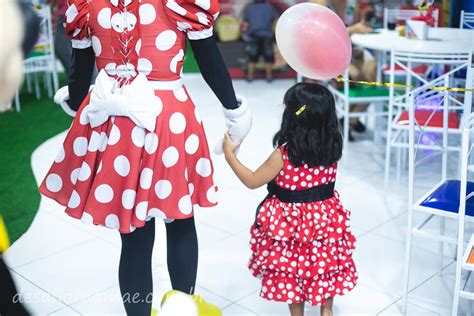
left=223, top=132, right=242, bottom=157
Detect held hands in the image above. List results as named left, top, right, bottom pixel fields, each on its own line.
left=223, top=132, right=242, bottom=157
left=214, top=95, right=252, bottom=155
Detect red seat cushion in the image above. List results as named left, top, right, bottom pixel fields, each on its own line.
left=383, top=64, right=429, bottom=75
left=396, top=110, right=461, bottom=129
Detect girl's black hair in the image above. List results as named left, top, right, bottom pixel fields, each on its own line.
left=273, top=82, right=343, bottom=167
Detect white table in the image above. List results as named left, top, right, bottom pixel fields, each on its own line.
left=351, top=28, right=474, bottom=81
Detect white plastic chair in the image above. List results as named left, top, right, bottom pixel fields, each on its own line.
left=383, top=8, right=439, bottom=29
left=452, top=113, right=474, bottom=316
left=384, top=50, right=473, bottom=191
left=401, top=66, right=474, bottom=313
left=461, top=10, right=474, bottom=29
left=15, top=4, right=58, bottom=111
left=328, top=69, right=390, bottom=147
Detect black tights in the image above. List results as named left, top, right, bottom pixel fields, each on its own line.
left=119, top=217, right=198, bottom=316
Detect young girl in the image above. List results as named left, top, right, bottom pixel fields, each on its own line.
left=223, top=83, right=357, bottom=316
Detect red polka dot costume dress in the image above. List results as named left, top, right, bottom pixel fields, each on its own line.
left=39, top=0, right=221, bottom=233
left=249, top=147, right=358, bottom=306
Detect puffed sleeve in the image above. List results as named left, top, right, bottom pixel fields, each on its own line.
left=64, top=0, right=91, bottom=49
left=165, top=0, right=220, bottom=40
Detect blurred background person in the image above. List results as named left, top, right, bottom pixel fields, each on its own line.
left=329, top=0, right=376, bottom=140
left=242, top=0, right=276, bottom=82
left=47, top=0, right=72, bottom=76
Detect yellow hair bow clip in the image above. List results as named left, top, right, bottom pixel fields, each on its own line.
left=295, top=104, right=306, bottom=116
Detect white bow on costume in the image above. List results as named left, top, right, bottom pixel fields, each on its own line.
left=82, top=70, right=163, bottom=132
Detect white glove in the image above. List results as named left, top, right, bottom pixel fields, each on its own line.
left=214, top=95, right=252, bottom=155
left=54, top=86, right=76, bottom=117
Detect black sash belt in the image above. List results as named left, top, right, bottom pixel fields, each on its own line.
left=255, top=181, right=335, bottom=223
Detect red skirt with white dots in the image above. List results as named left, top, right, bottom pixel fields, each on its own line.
left=39, top=86, right=217, bottom=234
left=248, top=190, right=358, bottom=306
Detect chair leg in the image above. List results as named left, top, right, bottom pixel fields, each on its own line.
left=439, top=217, right=445, bottom=275
left=26, top=74, right=32, bottom=94
left=402, top=211, right=415, bottom=314
left=396, top=142, right=402, bottom=185
left=15, top=91, right=20, bottom=112
left=34, top=73, right=41, bottom=100
left=384, top=127, right=393, bottom=194
left=344, top=101, right=350, bottom=149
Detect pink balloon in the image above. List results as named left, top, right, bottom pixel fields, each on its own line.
left=276, top=3, right=352, bottom=80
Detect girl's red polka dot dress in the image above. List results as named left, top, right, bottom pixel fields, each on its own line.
left=39, top=0, right=221, bottom=233
left=249, top=147, right=358, bottom=306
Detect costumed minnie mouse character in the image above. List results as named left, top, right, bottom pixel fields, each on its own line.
left=38, top=0, right=251, bottom=314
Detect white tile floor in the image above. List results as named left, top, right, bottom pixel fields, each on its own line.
left=3, top=75, right=470, bottom=315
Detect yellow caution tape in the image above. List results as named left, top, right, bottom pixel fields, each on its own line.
left=335, top=76, right=474, bottom=92
left=0, top=214, right=10, bottom=253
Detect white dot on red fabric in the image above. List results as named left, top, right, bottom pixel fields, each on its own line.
left=178, top=195, right=192, bottom=214
left=68, top=190, right=81, bottom=208
left=188, top=183, right=194, bottom=196
left=173, top=88, right=188, bottom=102
left=155, top=30, right=177, bottom=51
left=170, top=49, right=184, bottom=73
left=114, top=155, right=131, bottom=177
left=79, top=107, right=90, bottom=125
left=46, top=174, right=62, bottom=192
left=92, top=36, right=102, bottom=56
left=139, top=3, right=156, bottom=25
left=70, top=168, right=80, bottom=185
left=194, top=107, right=202, bottom=124
left=95, top=184, right=114, bottom=203
left=177, top=21, right=192, bottom=31
left=162, top=146, right=179, bottom=168
left=140, top=168, right=153, bottom=189
left=97, top=161, right=103, bottom=174
left=105, top=214, right=120, bottom=229
left=78, top=162, right=91, bottom=181
left=111, top=12, right=124, bottom=32
left=144, top=133, right=159, bottom=154
left=108, top=125, right=121, bottom=145
left=206, top=185, right=218, bottom=203
left=184, top=168, right=188, bottom=181
left=72, top=28, right=81, bottom=37
left=73, top=137, right=88, bottom=156
left=148, top=208, right=166, bottom=219
left=138, top=58, right=153, bottom=76
left=99, top=132, right=108, bottom=152
left=131, top=126, right=146, bottom=147
left=55, top=146, right=65, bottom=163
left=155, top=180, right=172, bottom=199
left=81, top=212, right=93, bottom=224
left=122, top=189, right=136, bottom=210
left=88, top=131, right=101, bottom=152
left=166, top=1, right=187, bottom=16
left=125, top=12, right=137, bottom=31
left=65, top=4, right=78, bottom=23
left=169, top=112, right=186, bottom=134
left=195, top=12, right=210, bottom=25
left=97, top=7, right=111, bottom=29
left=135, top=39, right=142, bottom=55
left=135, top=201, right=148, bottom=221
left=196, top=158, right=211, bottom=177
left=185, top=134, right=199, bottom=154
left=195, top=0, right=211, bottom=10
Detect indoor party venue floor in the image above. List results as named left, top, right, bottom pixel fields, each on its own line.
left=3, top=76, right=468, bottom=315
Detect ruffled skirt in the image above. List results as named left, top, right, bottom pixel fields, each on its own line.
left=248, top=192, right=357, bottom=306
left=39, top=86, right=217, bottom=233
